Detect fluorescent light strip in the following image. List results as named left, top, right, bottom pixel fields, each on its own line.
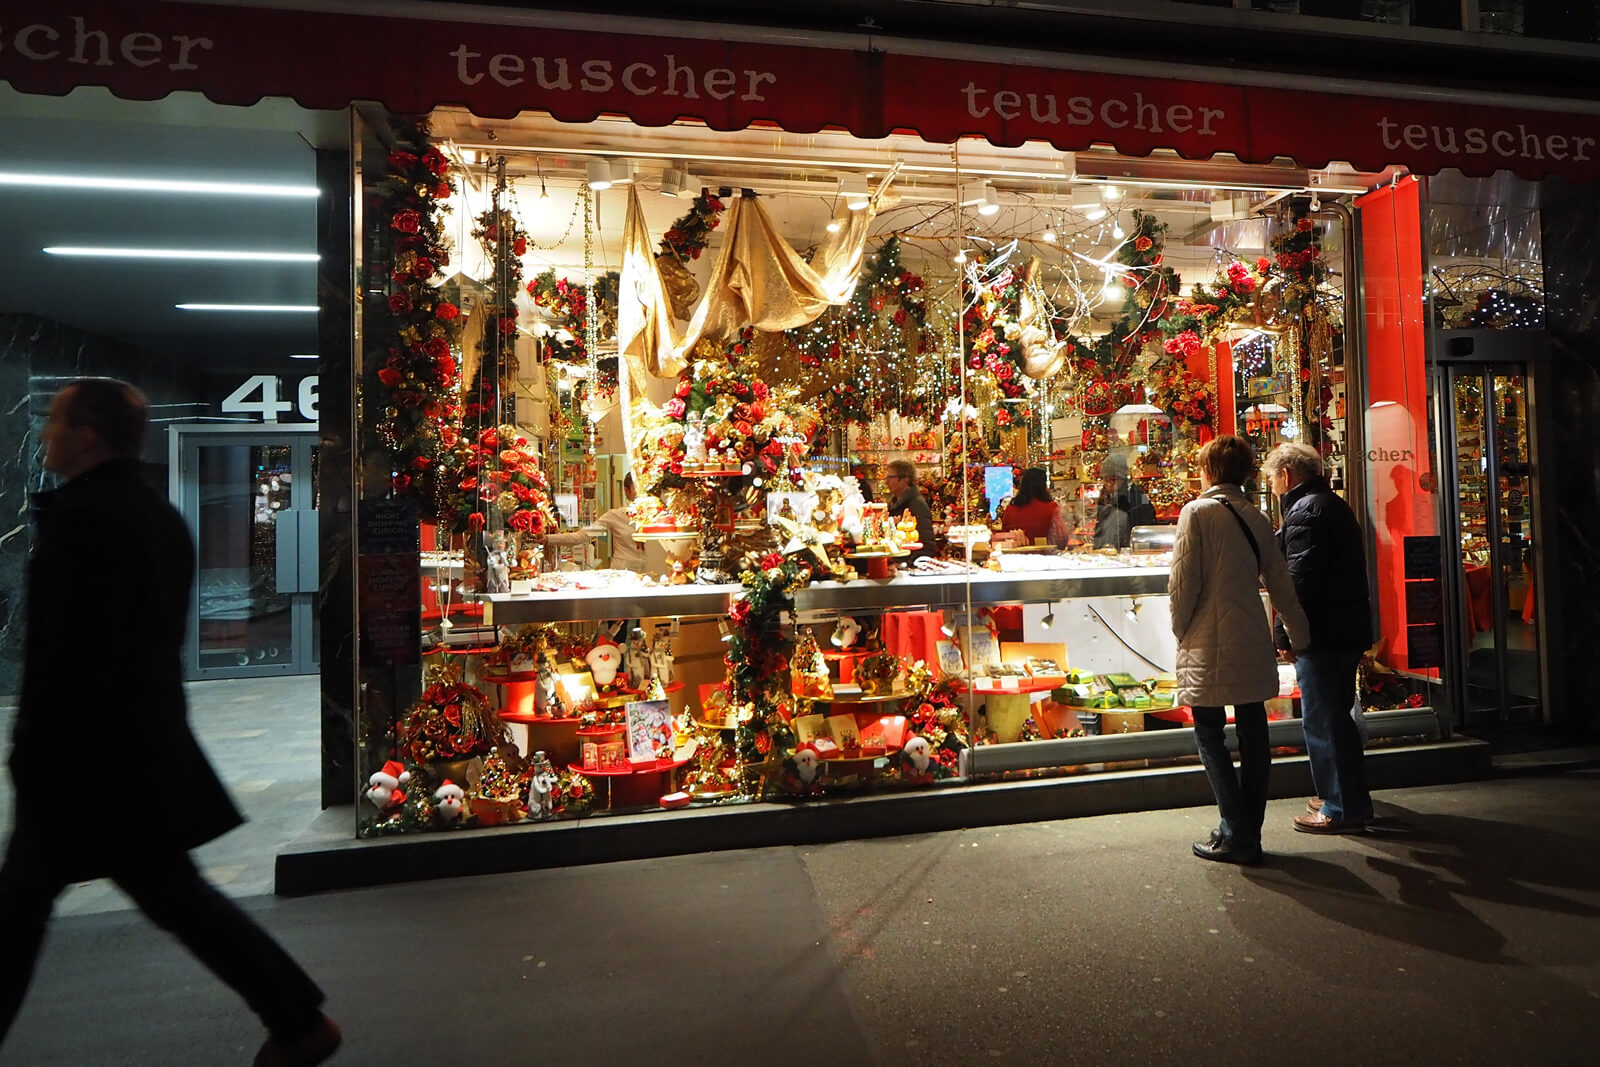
left=0, top=173, right=319, bottom=197
left=289, top=354, right=318, bottom=360
left=175, top=304, right=319, bottom=312
left=45, top=246, right=320, bottom=262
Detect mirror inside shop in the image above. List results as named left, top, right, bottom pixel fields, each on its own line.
left=359, top=107, right=1442, bottom=834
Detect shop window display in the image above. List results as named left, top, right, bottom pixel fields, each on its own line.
left=355, top=108, right=1431, bottom=836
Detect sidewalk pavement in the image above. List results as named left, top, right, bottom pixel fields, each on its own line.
left=0, top=771, right=1595, bottom=1065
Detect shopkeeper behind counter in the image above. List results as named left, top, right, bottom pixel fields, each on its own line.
left=1093, top=452, right=1156, bottom=550
left=999, top=467, right=1068, bottom=549
left=885, top=458, right=935, bottom=559
left=533, top=473, right=647, bottom=571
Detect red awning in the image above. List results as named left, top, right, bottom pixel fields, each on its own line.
left=3, top=1, right=1598, bottom=182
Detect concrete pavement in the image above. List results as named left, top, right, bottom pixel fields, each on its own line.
left=2, top=771, right=1595, bottom=1065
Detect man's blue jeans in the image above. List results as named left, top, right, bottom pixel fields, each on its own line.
left=1295, top=646, right=1372, bottom=822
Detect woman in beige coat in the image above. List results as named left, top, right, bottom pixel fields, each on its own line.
left=1168, top=435, right=1309, bottom=865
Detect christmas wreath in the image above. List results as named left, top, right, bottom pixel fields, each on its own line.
left=368, top=116, right=463, bottom=502
left=437, top=424, right=556, bottom=537
left=398, top=667, right=508, bottom=764
left=527, top=268, right=620, bottom=366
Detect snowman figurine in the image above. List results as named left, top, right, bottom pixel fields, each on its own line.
left=528, top=751, right=556, bottom=820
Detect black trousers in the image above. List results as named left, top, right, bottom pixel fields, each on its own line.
left=0, top=821, right=324, bottom=1045
left=1191, top=702, right=1270, bottom=847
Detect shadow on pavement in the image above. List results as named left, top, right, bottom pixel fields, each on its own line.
left=1240, top=798, right=1600, bottom=968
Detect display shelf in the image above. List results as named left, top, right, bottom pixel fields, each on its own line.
left=481, top=582, right=741, bottom=624
left=812, top=690, right=915, bottom=705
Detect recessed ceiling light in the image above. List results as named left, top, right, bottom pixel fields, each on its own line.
left=175, top=304, right=319, bottom=312
left=45, top=246, right=319, bottom=262
left=0, top=173, right=319, bottom=197
left=978, top=183, right=1001, bottom=217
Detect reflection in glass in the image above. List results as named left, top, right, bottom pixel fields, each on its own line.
left=195, top=444, right=295, bottom=669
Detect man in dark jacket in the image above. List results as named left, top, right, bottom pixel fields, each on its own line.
left=1265, top=442, right=1374, bottom=834
left=0, top=380, right=340, bottom=1066
left=885, top=458, right=935, bottom=560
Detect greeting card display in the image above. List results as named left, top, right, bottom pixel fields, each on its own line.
left=625, top=699, right=674, bottom=762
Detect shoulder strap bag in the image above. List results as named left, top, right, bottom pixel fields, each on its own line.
left=1214, top=496, right=1261, bottom=568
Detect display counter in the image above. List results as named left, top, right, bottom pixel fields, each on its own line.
left=481, top=559, right=1171, bottom=625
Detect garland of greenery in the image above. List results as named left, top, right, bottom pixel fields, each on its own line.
left=659, top=187, right=727, bottom=262
left=726, top=551, right=810, bottom=794
left=461, top=209, right=529, bottom=436
left=367, top=116, right=462, bottom=502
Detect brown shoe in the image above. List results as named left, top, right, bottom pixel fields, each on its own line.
left=254, top=1015, right=341, bottom=1067
left=1307, top=797, right=1324, bottom=815
left=1292, top=811, right=1364, bottom=835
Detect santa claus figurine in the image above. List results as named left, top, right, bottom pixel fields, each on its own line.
left=365, top=760, right=410, bottom=812
left=585, top=632, right=625, bottom=690
left=433, top=779, right=466, bottom=822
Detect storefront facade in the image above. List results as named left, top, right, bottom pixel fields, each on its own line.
left=3, top=1, right=1596, bottom=841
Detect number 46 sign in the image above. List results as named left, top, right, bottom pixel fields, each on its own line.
left=221, top=375, right=318, bottom=423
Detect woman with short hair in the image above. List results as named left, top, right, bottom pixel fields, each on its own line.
left=1168, top=435, right=1309, bottom=865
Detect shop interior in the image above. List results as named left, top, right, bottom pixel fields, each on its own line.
left=356, top=102, right=1495, bottom=833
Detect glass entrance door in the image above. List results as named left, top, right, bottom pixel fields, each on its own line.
left=177, top=428, right=320, bottom=679
left=1445, top=365, right=1541, bottom=721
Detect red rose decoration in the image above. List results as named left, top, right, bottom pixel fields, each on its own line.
left=468, top=512, right=486, bottom=531
left=674, top=379, right=692, bottom=399
left=754, top=382, right=769, bottom=400
left=377, top=368, right=402, bottom=387
left=754, top=731, right=771, bottom=754
left=458, top=476, right=478, bottom=491
left=388, top=293, right=413, bottom=314
left=436, top=302, right=460, bottom=320
left=513, top=236, right=527, bottom=256
left=1297, top=217, right=1314, bottom=232
left=663, top=398, right=686, bottom=419
left=423, top=338, right=450, bottom=361
left=443, top=703, right=462, bottom=726
left=508, top=510, right=534, bottom=532
left=391, top=210, right=420, bottom=234
left=421, top=148, right=449, bottom=176
left=1135, top=236, right=1154, bottom=251
left=498, top=317, right=517, bottom=335
left=387, top=151, right=418, bottom=170
left=411, top=455, right=432, bottom=471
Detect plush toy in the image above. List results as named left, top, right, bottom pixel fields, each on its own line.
left=365, top=759, right=410, bottom=811
left=433, top=779, right=466, bottom=822
left=831, top=615, right=862, bottom=650
left=902, top=735, right=931, bottom=774
left=794, top=744, right=821, bottom=785
left=586, top=633, right=624, bottom=689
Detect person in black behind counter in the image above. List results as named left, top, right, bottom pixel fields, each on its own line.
left=885, top=458, right=935, bottom=559
left=1093, top=452, right=1156, bottom=550
left=0, top=380, right=341, bottom=1067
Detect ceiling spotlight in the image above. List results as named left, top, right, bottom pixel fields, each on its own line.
left=1041, top=229, right=1057, bottom=243
left=1101, top=280, right=1122, bottom=301
left=609, top=158, right=636, bottom=185
left=1040, top=609, right=1055, bottom=630
left=826, top=219, right=843, bottom=233
left=1084, top=205, right=1107, bottom=221
left=659, top=167, right=687, bottom=197
left=841, top=174, right=870, bottom=210
left=978, top=183, right=1001, bottom=217
left=585, top=159, right=614, bottom=191
left=1101, top=185, right=1122, bottom=201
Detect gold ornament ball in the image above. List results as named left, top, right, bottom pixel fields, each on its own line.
left=385, top=406, right=401, bottom=419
